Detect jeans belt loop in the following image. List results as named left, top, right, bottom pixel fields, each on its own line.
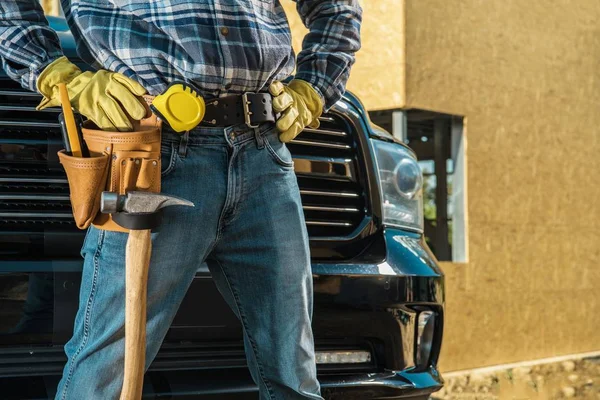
left=178, top=130, right=189, bottom=158
left=254, top=126, right=265, bottom=150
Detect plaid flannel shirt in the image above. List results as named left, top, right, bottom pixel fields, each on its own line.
left=0, top=1, right=362, bottom=110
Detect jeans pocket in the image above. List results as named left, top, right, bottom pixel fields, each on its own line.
left=161, top=142, right=178, bottom=177
left=263, top=128, right=294, bottom=169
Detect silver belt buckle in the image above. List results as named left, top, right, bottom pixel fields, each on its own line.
left=242, top=93, right=259, bottom=128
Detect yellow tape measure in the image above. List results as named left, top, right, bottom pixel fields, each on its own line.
left=150, top=82, right=206, bottom=133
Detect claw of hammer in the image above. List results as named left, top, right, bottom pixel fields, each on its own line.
left=101, top=191, right=194, bottom=214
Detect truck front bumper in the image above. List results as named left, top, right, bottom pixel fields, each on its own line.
left=310, top=228, right=445, bottom=399
left=0, top=229, right=444, bottom=400
left=321, top=369, right=443, bottom=399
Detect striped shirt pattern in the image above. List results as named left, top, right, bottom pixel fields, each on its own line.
left=0, top=1, right=362, bottom=110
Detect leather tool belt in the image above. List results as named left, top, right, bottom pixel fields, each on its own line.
left=202, top=93, right=276, bottom=128
left=58, top=115, right=162, bottom=233
left=144, top=91, right=277, bottom=130
left=58, top=89, right=274, bottom=231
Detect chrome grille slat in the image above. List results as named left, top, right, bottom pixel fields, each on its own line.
left=0, top=138, right=61, bottom=144
left=300, top=189, right=360, bottom=198
left=290, top=139, right=351, bottom=150
left=318, top=116, right=336, bottom=123
left=0, top=90, right=40, bottom=97
left=0, top=195, right=70, bottom=201
left=0, top=212, right=73, bottom=219
left=303, top=205, right=360, bottom=213
left=306, top=221, right=353, bottom=227
left=292, top=155, right=353, bottom=164
left=0, top=105, right=57, bottom=112
left=295, top=170, right=355, bottom=181
left=0, top=120, right=60, bottom=128
left=0, top=178, right=68, bottom=183
left=302, top=127, right=347, bottom=137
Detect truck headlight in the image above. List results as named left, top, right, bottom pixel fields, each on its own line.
left=371, top=140, right=424, bottom=232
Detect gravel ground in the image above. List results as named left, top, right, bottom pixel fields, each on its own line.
left=432, top=357, right=600, bottom=400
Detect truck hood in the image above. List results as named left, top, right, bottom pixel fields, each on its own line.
left=47, top=16, right=78, bottom=59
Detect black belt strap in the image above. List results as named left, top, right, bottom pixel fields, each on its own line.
left=201, top=93, right=276, bottom=128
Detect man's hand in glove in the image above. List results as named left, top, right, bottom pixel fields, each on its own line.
left=36, top=56, right=148, bottom=131
left=269, top=80, right=323, bottom=143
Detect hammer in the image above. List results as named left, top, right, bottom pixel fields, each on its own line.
left=100, top=191, right=194, bottom=400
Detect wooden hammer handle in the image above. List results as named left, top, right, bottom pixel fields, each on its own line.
left=120, top=229, right=152, bottom=400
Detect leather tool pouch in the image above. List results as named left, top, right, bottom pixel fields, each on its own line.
left=59, top=115, right=162, bottom=232
left=58, top=150, right=109, bottom=230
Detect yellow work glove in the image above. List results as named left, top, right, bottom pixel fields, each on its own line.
left=269, top=79, right=323, bottom=143
left=36, top=56, right=148, bottom=131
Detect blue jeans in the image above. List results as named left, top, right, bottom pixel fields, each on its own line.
left=55, top=123, right=323, bottom=400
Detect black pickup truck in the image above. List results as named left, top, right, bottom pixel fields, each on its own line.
left=0, top=16, right=444, bottom=400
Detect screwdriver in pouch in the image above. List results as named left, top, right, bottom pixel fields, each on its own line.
left=58, top=83, right=89, bottom=157
left=58, top=112, right=88, bottom=156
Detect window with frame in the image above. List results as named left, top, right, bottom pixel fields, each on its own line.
left=369, top=109, right=467, bottom=262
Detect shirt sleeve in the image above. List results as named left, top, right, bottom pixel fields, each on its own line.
left=293, top=0, right=362, bottom=111
left=0, top=1, right=64, bottom=92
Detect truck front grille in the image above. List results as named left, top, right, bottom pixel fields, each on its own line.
left=0, top=80, right=368, bottom=259
left=289, top=114, right=366, bottom=238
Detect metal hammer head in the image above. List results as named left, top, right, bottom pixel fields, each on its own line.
left=101, top=191, right=194, bottom=215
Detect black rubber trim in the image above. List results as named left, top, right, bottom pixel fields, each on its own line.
left=112, top=210, right=163, bottom=230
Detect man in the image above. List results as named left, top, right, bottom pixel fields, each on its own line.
left=0, top=1, right=361, bottom=399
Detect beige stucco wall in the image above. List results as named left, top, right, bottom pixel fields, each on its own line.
left=402, top=0, right=600, bottom=372
left=41, top=0, right=60, bottom=16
